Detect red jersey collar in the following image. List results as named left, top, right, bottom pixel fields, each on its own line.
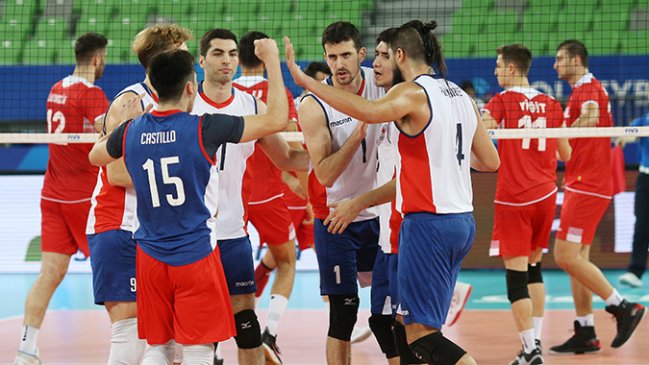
left=150, top=109, right=183, bottom=117
left=199, top=81, right=235, bottom=109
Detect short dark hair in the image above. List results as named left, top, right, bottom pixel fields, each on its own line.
left=390, top=20, right=447, bottom=78
left=238, top=31, right=269, bottom=68
left=149, top=50, right=195, bottom=103
left=376, top=27, right=397, bottom=45
left=497, top=44, right=532, bottom=75
left=557, top=39, right=588, bottom=68
left=459, top=80, right=475, bottom=92
left=304, top=62, right=330, bottom=79
left=74, top=32, right=107, bottom=63
left=321, top=21, right=362, bottom=51
left=200, top=28, right=238, bottom=56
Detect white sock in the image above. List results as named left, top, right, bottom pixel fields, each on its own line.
left=214, top=343, right=223, bottom=360
left=18, top=325, right=39, bottom=356
left=183, top=344, right=214, bottom=365
left=576, top=314, right=595, bottom=327
left=107, top=318, right=146, bottom=365
left=520, top=328, right=536, bottom=354
left=173, top=341, right=183, bottom=364
left=141, top=341, right=175, bottom=365
left=266, top=294, right=289, bottom=336
left=532, top=317, right=543, bottom=341
left=605, top=289, right=624, bottom=306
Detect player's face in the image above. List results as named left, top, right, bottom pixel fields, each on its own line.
left=553, top=49, right=573, bottom=81
left=200, top=38, right=238, bottom=84
left=387, top=47, right=405, bottom=85
left=324, top=40, right=364, bottom=86
left=373, top=41, right=393, bottom=88
left=494, top=54, right=509, bottom=88
left=94, top=48, right=107, bottom=80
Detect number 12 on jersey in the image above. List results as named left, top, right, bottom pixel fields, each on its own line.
left=142, top=157, right=186, bottom=208
left=518, top=115, right=546, bottom=151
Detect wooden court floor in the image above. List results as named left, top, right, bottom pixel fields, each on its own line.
left=1, top=309, right=647, bottom=364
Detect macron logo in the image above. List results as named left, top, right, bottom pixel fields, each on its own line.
left=331, top=117, right=352, bottom=127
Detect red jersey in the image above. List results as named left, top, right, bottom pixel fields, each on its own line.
left=233, top=76, right=298, bottom=203
left=42, top=75, right=108, bottom=202
left=484, top=87, right=563, bottom=205
left=564, top=73, right=613, bottom=197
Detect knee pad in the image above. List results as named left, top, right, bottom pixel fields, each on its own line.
left=392, top=321, right=425, bottom=364
left=409, top=331, right=466, bottom=365
left=528, top=263, right=543, bottom=284
left=233, top=310, right=262, bottom=349
left=328, top=294, right=359, bottom=341
left=368, top=314, right=398, bottom=358
left=506, top=269, right=530, bottom=304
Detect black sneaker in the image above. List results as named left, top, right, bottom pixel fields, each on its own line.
left=535, top=339, right=542, bottom=355
left=262, top=328, right=283, bottom=365
left=549, top=321, right=601, bottom=355
left=605, top=300, right=646, bottom=348
left=510, top=348, right=543, bottom=365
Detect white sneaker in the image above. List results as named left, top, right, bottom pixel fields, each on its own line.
left=619, top=272, right=643, bottom=288
left=445, top=281, right=472, bottom=326
left=350, top=326, right=372, bottom=344
left=13, top=350, right=43, bottom=365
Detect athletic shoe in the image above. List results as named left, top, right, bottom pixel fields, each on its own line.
left=213, top=356, right=223, bottom=365
left=619, top=272, right=643, bottom=288
left=262, top=329, right=282, bottom=365
left=535, top=339, right=542, bottom=355
left=350, top=326, right=372, bottom=344
left=510, top=348, right=543, bottom=365
left=549, top=321, right=601, bottom=355
left=13, top=350, right=43, bottom=365
left=445, top=281, right=472, bottom=326
left=606, top=300, right=646, bottom=348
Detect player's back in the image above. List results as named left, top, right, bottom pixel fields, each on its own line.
left=485, top=87, right=562, bottom=204
left=43, top=76, right=108, bottom=201
left=396, top=76, right=476, bottom=215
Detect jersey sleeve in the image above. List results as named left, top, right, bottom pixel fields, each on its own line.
left=201, top=113, right=245, bottom=156
left=483, top=93, right=505, bottom=123
left=82, top=87, right=110, bottom=122
left=574, top=83, right=600, bottom=111
left=107, top=121, right=129, bottom=159
left=286, top=87, right=298, bottom=120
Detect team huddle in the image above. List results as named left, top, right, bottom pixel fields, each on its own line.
left=14, top=18, right=646, bottom=365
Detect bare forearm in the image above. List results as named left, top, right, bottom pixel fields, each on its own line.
left=314, top=135, right=363, bottom=186
left=107, top=159, right=132, bottom=187
left=356, top=179, right=396, bottom=209
left=265, top=59, right=289, bottom=131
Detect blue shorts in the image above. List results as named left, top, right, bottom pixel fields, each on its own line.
left=217, top=236, right=256, bottom=295
left=398, top=212, right=475, bottom=329
left=88, top=229, right=137, bottom=305
left=371, top=250, right=398, bottom=316
left=314, top=218, right=379, bottom=295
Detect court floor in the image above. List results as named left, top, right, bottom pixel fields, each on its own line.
left=1, top=270, right=647, bottom=364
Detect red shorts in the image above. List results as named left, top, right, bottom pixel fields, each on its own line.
left=288, top=207, right=315, bottom=251
left=557, top=190, right=611, bottom=245
left=490, top=193, right=556, bottom=257
left=136, top=246, right=235, bottom=345
left=40, top=198, right=91, bottom=256
left=248, top=197, right=296, bottom=246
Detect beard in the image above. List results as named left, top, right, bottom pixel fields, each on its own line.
left=392, top=65, right=405, bottom=85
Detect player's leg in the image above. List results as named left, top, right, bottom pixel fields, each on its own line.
left=620, top=172, right=649, bottom=287
left=230, top=294, right=264, bottom=365
left=369, top=250, right=399, bottom=364
left=528, top=248, right=545, bottom=352
left=254, top=250, right=276, bottom=298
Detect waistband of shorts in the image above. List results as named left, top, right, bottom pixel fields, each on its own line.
left=639, top=165, right=649, bottom=175
left=403, top=211, right=473, bottom=220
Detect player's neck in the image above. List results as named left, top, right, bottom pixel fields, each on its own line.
left=72, top=65, right=95, bottom=84
left=240, top=66, right=265, bottom=77
left=568, top=68, right=589, bottom=87
left=202, top=79, right=233, bottom=104
left=506, top=76, right=530, bottom=89
left=401, top=63, right=431, bottom=82
left=142, top=76, right=158, bottom=98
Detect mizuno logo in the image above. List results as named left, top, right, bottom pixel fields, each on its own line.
left=344, top=298, right=357, bottom=306
left=240, top=321, right=252, bottom=330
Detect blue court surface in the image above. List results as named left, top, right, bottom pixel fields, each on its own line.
left=2, top=269, right=647, bottom=319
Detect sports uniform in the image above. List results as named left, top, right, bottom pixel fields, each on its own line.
left=484, top=87, right=564, bottom=257
left=42, top=75, right=108, bottom=257
left=395, top=76, right=476, bottom=330
left=233, top=76, right=297, bottom=247
left=557, top=73, right=614, bottom=244
left=304, top=67, right=385, bottom=295
left=106, top=110, right=243, bottom=345
left=86, top=82, right=157, bottom=305
left=191, top=83, right=258, bottom=295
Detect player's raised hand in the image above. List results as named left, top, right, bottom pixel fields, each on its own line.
left=254, top=38, right=279, bottom=64
left=283, top=36, right=309, bottom=87
left=119, top=94, right=152, bottom=123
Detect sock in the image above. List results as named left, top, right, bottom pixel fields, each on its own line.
left=266, top=294, right=289, bottom=336
left=605, top=289, right=623, bottom=306
left=183, top=344, right=214, bottom=365
left=576, top=314, right=595, bottom=327
left=520, top=328, right=536, bottom=354
left=107, top=318, right=146, bottom=365
left=214, top=343, right=223, bottom=360
left=141, top=341, right=175, bottom=365
left=532, top=317, right=543, bottom=341
left=254, top=261, right=273, bottom=298
left=18, top=325, right=39, bottom=356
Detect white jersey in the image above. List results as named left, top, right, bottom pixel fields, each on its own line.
left=305, top=67, right=385, bottom=222
left=191, top=85, right=257, bottom=240
left=395, top=76, right=476, bottom=215
left=376, top=122, right=399, bottom=253
left=86, top=82, right=157, bottom=234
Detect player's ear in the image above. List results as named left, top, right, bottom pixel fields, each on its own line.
left=358, top=47, right=366, bottom=61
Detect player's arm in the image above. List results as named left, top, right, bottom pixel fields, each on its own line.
left=570, top=101, right=599, bottom=128
left=89, top=125, right=125, bottom=166
left=557, top=138, right=572, bottom=162
left=282, top=171, right=307, bottom=199
left=299, top=97, right=365, bottom=187
left=239, top=39, right=288, bottom=142
left=470, top=101, right=500, bottom=172
left=255, top=101, right=309, bottom=171
left=481, top=111, right=499, bottom=129
left=324, top=179, right=396, bottom=234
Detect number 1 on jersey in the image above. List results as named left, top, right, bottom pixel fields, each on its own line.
left=518, top=115, right=547, bottom=151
